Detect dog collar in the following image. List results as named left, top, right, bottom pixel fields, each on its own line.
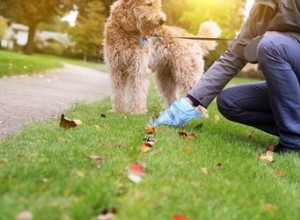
left=140, top=38, right=147, bottom=46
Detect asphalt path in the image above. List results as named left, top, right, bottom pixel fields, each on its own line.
left=0, top=64, right=111, bottom=140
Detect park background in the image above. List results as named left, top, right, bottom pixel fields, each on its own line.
left=1, top=1, right=300, bottom=220
left=0, top=0, right=260, bottom=78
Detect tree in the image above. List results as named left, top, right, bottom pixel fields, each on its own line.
left=162, top=0, right=246, bottom=68
left=0, top=15, right=7, bottom=39
left=38, top=16, right=70, bottom=33
left=68, top=0, right=106, bottom=61
left=0, top=0, right=72, bottom=54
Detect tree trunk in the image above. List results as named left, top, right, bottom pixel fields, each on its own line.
left=24, top=22, right=37, bottom=55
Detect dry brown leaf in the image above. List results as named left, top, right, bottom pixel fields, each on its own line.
left=179, top=132, right=196, bottom=139
left=140, top=144, right=152, bottom=153
left=59, top=114, right=82, bottom=129
left=145, top=123, right=155, bottom=134
left=89, top=155, right=105, bottom=165
left=263, top=204, right=277, bottom=212
left=97, top=208, right=117, bottom=220
left=274, top=169, right=285, bottom=177
left=184, top=146, right=193, bottom=153
left=248, top=131, right=254, bottom=140
left=215, top=163, right=222, bottom=169
left=257, top=150, right=274, bottom=163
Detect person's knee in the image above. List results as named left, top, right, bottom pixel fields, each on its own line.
left=257, top=34, right=286, bottom=63
left=257, top=35, right=276, bottom=62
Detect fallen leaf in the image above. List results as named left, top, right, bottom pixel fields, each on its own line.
left=213, top=115, right=220, bottom=124
left=215, top=163, right=222, bottom=169
left=195, top=123, right=203, bottom=129
left=145, top=123, right=155, bottom=134
left=140, top=143, right=152, bottom=153
left=93, top=124, right=100, bottom=129
left=143, top=134, right=156, bottom=143
left=186, top=133, right=196, bottom=140
left=100, top=113, right=107, bottom=118
left=127, top=162, right=146, bottom=183
left=257, top=150, right=274, bottom=163
left=268, top=145, right=274, bottom=152
left=184, top=146, right=193, bottom=153
left=179, top=132, right=196, bottom=139
left=173, top=214, right=189, bottom=220
left=274, top=169, right=285, bottom=177
left=263, top=204, right=277, bottom=212
left=59, top=114, right=82, bottom=129
left=248, top=131, right=254, bottom=140
left=88, top=155, right=105, bottom=165
left=17, top=211, right=33, bottom=220
left=201, top=167, right=209, bottom=175
left=178, top=131, right=188, bottom=138
left=97, top=208, right=117, bottom=220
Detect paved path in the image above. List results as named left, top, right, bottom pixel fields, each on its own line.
left=0, top=64, right=111, bottom=140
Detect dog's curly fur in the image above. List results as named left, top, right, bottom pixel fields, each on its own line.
left=103, top=0, right=221, bottom=114
left=149, top=21, right=221, bottom=107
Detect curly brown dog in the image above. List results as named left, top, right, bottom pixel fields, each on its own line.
left=103, top=0, right=220, bottom=114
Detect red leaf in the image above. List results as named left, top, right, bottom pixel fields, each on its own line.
left=173, top=214, right=189, bottom=220
left=179, top=132, right=196, bottom=140
left=268, top=145, right=274, bottom=152
left=129, top=162, right=145, bottom=176
left=178, top=131, right=188, bottom=138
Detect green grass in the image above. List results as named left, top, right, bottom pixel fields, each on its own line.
left=0, top=50, right=107, bottom=77
left=0, top=78, right=300, bottom=220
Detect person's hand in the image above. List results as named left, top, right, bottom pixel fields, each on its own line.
left=149, top=98, right=204, bottom=127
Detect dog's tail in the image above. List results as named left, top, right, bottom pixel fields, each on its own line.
left=197, top=20, right=222, bottom=54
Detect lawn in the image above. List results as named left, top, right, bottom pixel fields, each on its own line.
left=0, top=78, right=299, bottom=220
left=0, top=50, right=107, bottom=78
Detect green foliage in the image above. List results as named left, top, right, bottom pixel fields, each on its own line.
left=38, top=16, right=70, bottom=33
left=0, top=16, right=7, bottom=39
left=69, top=0, right=106, bottom=59
left=1, top=78, right=300, bottom=219
left=0, top=0, right=73, bottom=54
left=163, top=0, right=246, bottom=68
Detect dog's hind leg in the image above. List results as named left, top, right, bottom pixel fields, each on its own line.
left=155, top=69, right=177, bottom=108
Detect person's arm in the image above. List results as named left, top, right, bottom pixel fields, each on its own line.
left=188, top=3, right=269, bottom=108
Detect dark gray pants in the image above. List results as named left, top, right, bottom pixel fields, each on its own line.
left=217, top=33, right=300, bottom=148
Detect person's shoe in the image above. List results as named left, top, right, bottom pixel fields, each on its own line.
left=149, top=98, right=202, bottom=127
left=273, top=143, right=300, bottom=154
